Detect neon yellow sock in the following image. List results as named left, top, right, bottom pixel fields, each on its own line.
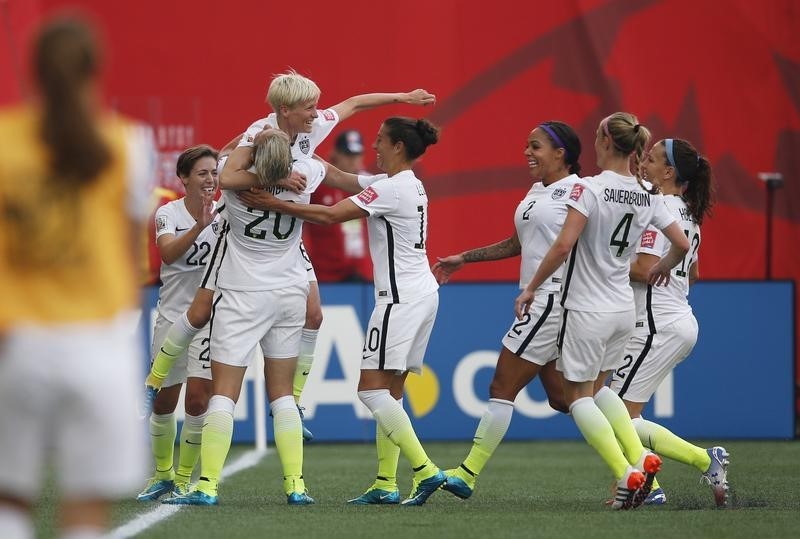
left=175, top=413, right=204, bottom=486
left=373, top=418, right=400, bottom=490
left=460, top=398, right=514, bottom=486
left=292, top=354, right=314, bottom=403
left=147, top=314, right=200, bottom=389
left=633, top=417, right=711, bottom=472
left=652, top=477, right=661, bottom=490
left=198, top=409, right=233, bottom=496
left=273, top=398, right=305, bottom=494
left=595, top=387, right=646, bottom=465
left=571, top=397, right=629, bottom=480
left=149, top=413, right=176, bottom=481
left=373, top=400, right=437, bottom=481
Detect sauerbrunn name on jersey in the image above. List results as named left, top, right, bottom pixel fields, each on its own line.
left=603, top=188, right=651, bottom=206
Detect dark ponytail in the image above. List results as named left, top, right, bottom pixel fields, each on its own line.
left=35, top=18, right=110, bottom=186
left=383, top=117, right=440, bottom=160
left=662, top=138, right=714, bottom=225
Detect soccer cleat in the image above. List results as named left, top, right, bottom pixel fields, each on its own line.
left=401, top=469, right=446, bottom=506
left=701, top=446, right=730, bottom=507
left=347, top=488, right=400, bottom=505
left=441, top=469, right=474, bottom=500
left=644, top=487, right=667, bottom=505
left=172, top=482, right=191, bottom=497
left=141, top=385, right=158, bottom=419
left=161, top=490, right=218, bottom=506
left=298, top=406, right=314, bottom=442
left=287, top=491, right=315, bottom=505
left=611, top=466, right=645, bottom=510
left=136, top=478, right=174, bottom=502
left=632, top=451, right=662, bottom=508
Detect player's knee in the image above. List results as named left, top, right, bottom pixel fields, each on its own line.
left=488, top=378, right=518, bottom=402
left=184, top=394, right=209, bottom=416
left=547, top=396, right=570, bottom=414
left=304, top=309, right=323, bottom=330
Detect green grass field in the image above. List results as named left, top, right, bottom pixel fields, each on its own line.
left=37, top=440, right=800, bottom=538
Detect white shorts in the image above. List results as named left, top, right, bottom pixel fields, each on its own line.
left=151, top=313, right=212, bottom=387
left=300, top=240, right=317, bottom=283
left=362, top=292, right=438, bottom=375
left=199, top=219, right=229, bottom=292
left=210, top=283, right=308, bottom=365
left=0, top=313, right=147, bottom=501
left=501, top=292, right=562, bottom=366
left=610, top=314, right=699, bottom=403
left=557, top=309, right=635, bottom=382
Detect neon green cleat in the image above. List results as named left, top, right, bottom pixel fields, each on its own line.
left=136, top=478, right=174, bottom=502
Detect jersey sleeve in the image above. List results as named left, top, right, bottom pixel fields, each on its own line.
left=564, top=180, right=597, bottom=218
left=349, top=178, right=397, bottom=217
left=236, top=119, right=267, bottom=148
left=125, top=123, right=157, bottom=223
left=651, top=196, right=677, bottom=231
left=357, top=173, right=389, bottom=189
left=154, top=204, right=176, bottom=239
left=307, top=109, right=340, bottom=148
left=636, top=227, right=667, bottom=257
left=297, top=159, right=327, bottom=196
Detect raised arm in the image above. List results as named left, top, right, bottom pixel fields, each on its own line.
left=236, top=190, right=367, bottom=225
left=331, top=89, right=436, bottom=122
left=219, top=145, right=258, bottom=190
left=157, top=193, right=216, bottom=265
left=432, top=233, right=521, bottom=284
left=317, top=157, right=366, bottom=194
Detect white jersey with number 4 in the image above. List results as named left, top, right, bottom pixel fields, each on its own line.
left=154, top=198, right=220, bottom=320
left=562, top=171, right=675, bottom=312
left=217, top=158, right=326, bottom=291
left=515, top=174, right=580, bottom=291
left=236, top=109, right=340, bottom=161
left=350, top=170, right=438, bottom=305
left=632, top=195, right=700, bottom=334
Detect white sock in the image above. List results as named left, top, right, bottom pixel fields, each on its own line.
left=0, top=506, right=33, bottom=539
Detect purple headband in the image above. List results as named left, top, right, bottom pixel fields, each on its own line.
left=540, top=123, right=569, bottom=161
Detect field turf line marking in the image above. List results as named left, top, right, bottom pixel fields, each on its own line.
left=108, top=448, right=267, bottom=539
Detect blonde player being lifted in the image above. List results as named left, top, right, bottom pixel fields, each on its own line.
left=610, top=137, right=728, bottom=507
left=515, top=112, right=690, bottom=510
left=143, top=71, right=435, bottom=443
left=246, top=116, right=447, bottom=506
left=136, top=145, right=220, bottom=502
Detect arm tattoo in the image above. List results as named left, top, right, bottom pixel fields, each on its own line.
left=463, top=237, right=521, bottom=263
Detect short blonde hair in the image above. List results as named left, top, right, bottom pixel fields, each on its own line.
left=253, top=133, right=292, bottom=187
left=266, top=70, right=321, bottom=111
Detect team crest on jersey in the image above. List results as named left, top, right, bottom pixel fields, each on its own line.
left=212, top=221, right=220, bottom=234
left=569, top=184, right=584, bottom=201
left=322, top=109, right=335, bottom=121
left=299, top=138, right=310, bottom=154
left=640, top=230, right=657, bottom=248
left=246, top=134, right=254, bottom=143
left=552, top=187, right=567, bottom=199
left=357, top=186, right=379, bottom=205
left=156, top=216, right=167, bottom=232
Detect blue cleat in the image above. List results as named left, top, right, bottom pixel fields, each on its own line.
left=441, top=470, right=473, bottom=500
left=702, top=446, right=730, bottom=507
left=644, top=487, right=667, bottom=505
left=287, top=491, right=315, bottom=505
left=347, top=488, right=400, bottom=505
left=136, top=478, right=174, bottom=502
left=161, top=490, right=218, bottom=506
left=141, top=385, right=158, bottom=420
left=401, top=469, right=446, bottom=506
left=298, top=406, right=313, bottom=442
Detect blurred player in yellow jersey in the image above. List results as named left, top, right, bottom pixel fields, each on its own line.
left=0, top=17, right=154, bottom=539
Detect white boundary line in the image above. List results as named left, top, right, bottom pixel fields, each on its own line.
left=107, top=448, right=267, bottom=539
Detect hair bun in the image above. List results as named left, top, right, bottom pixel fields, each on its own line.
left=415, top=118, right=439, bottom=146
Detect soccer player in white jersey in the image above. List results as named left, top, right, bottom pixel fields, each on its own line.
left=136, top=146, right=221, bottom=502
left=515, top=112, right=690, bottom=509
left=145, top=71, right=435, bottom=440
left=246, top=117, right=447, bottom=506
left=431, top=121, right=583, bottom=499
left=609, top=137, right=728, bottom=507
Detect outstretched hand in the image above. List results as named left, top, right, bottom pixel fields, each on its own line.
left=431, top=254, right=465, bottom=284
left=197, top=189, right=217, bottom=228
left=237, top=187, right=280, bottom=211
left=406, top=89, right=436, bottom=106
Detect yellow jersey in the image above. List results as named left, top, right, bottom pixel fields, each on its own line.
left=0, top=104, right=143, bottom=327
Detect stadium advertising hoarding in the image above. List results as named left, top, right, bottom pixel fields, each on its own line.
left=140, top=281, right=794, bottom=442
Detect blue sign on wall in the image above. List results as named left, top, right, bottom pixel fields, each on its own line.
left=139, top=281, right=795, bottom=442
